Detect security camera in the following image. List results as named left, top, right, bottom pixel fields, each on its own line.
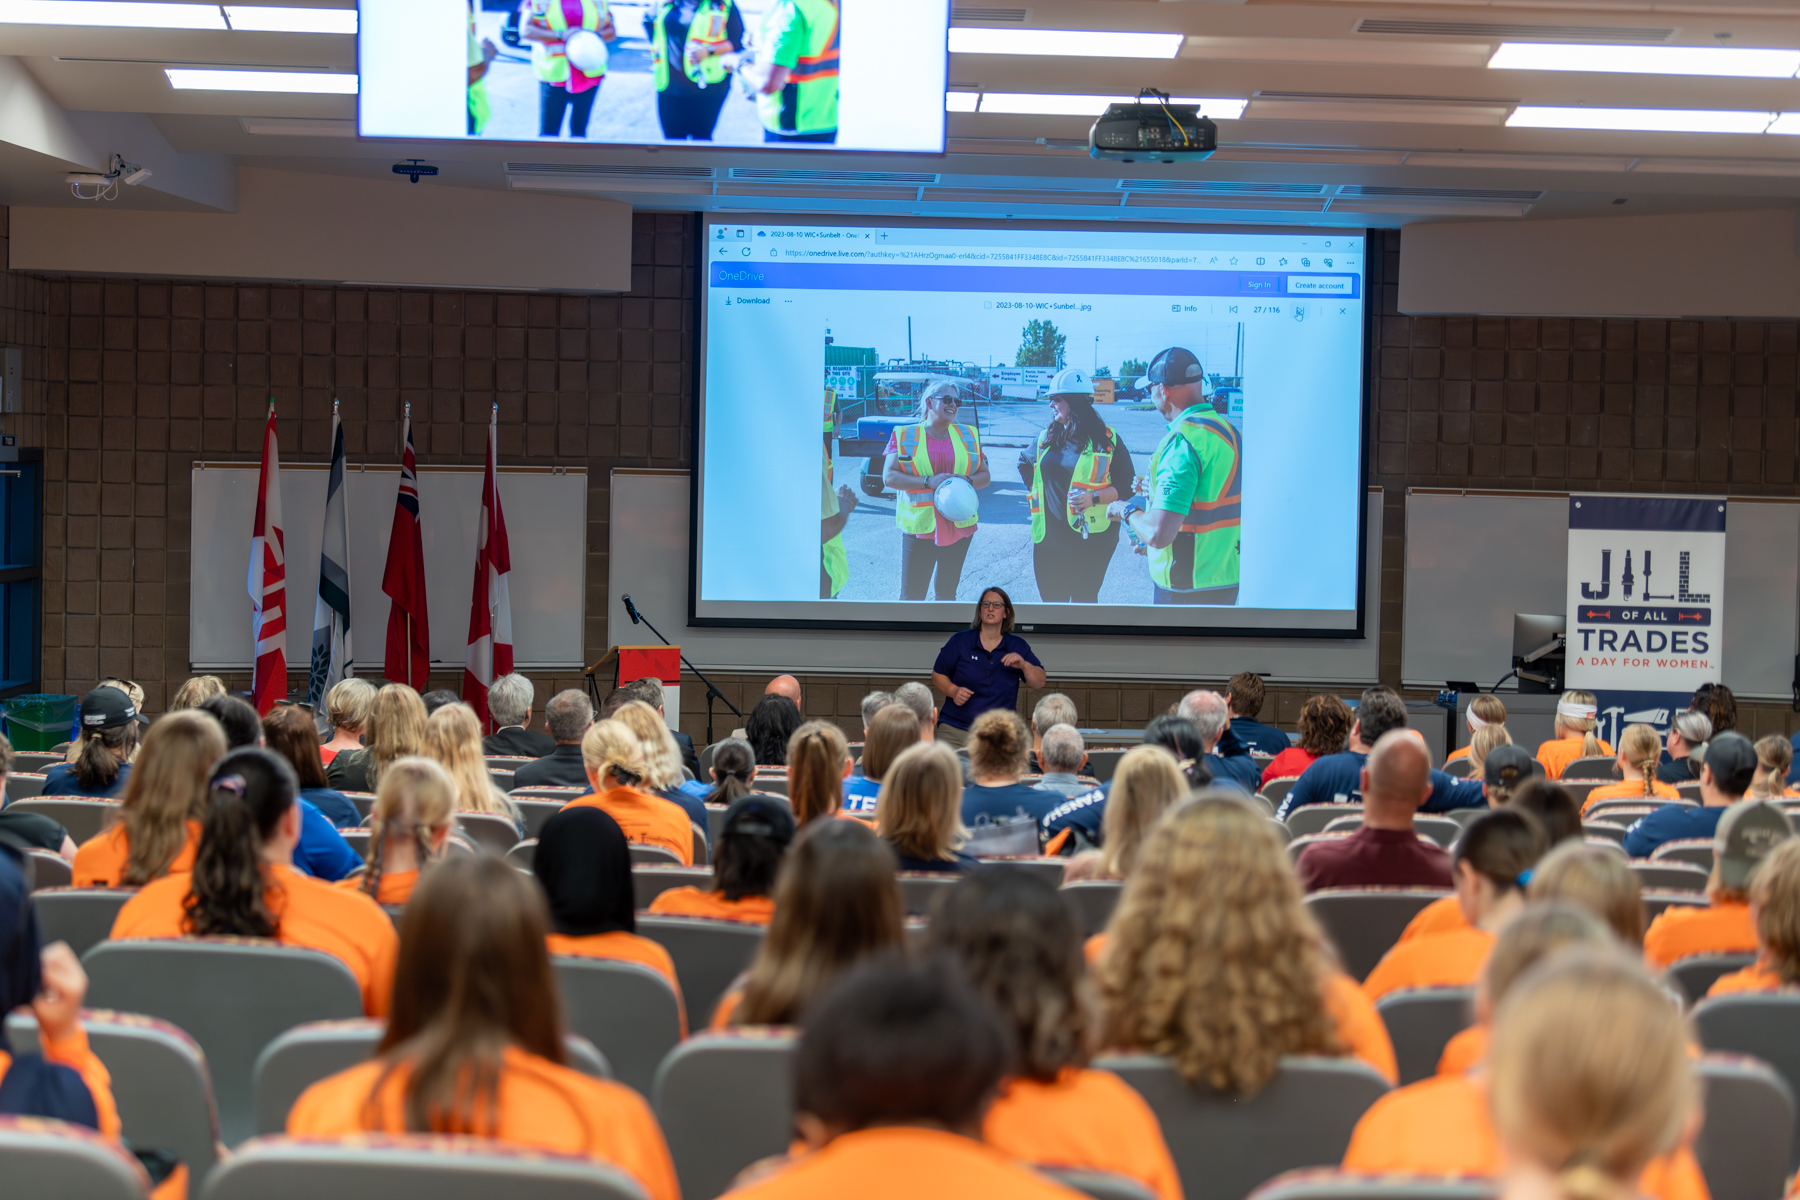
left=121, top=166, right=153, bottom=186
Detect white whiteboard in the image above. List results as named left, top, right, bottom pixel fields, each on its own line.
left=1402, top=489, right=1799, bottom=700
left=608, top=469, right=1384, bottom=685
left=190, top=463, right=588, bottom=671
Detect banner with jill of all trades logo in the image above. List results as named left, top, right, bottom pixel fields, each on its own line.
left=1565, top=494, right=1727, bottom=747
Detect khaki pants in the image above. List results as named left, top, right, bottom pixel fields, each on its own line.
left=934, top=723, right=970, bottom=749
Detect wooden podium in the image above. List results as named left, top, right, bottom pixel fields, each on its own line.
left=585, top=645, right=681, bottom=728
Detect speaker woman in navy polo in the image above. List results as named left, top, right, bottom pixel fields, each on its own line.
left=930, top=588, right=1048, bottom=746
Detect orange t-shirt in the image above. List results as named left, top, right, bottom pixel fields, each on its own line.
left=645, top=886, right=775, bottom=925
left=545, top=930, right=686, bottom=1033
left=728, top=1126, right=1086, bottom=1200
left=1396, top=894, right=1469, bottom=944
left=1437, top=1025, right=1487, bottom=1077
left=1582, top=779, right=1680, bottom=814
left=1445, top=745, right=1471, bottom=765
left=1343, top=1070, right=1707, bottom=1200
left=1644, top=902, right=1755, bottom=968
left=287, top=1044, right=679, bottom=1200
left=112, top=861, right=399, bottom=1016
left=562, top=787, right=694, bottom=865
left=72, top=820, right=201, bottom=888
left=1536, top=737, right=1614, bottom=780
left=711, top=987, right=743, bottom=1030
left=1707, top=961, right=1789, bottom=998
left=334, top=868, right=418, bottom=906
left=1363, top=926, right=1495, bottom=1003
left=982, top=1068, right=1184, bottom=1200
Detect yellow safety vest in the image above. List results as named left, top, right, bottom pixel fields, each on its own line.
left=822, top=442, right=847, bottom=596
left=468, top=8, right=492, bottom=133
left=892, top=423, right=980, bottom=536
left=1027, top=430, right=1116, bottom=543
left=532, top=0, right=605, bottom=85
left=651, top=0, right=733, bottom=90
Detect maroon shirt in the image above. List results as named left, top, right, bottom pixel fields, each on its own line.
left=1295, top=825, right=1453, bottom=892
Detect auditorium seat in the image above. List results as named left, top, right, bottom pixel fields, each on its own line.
left=1693, top=1055, right=1795, bottom=1200
left=752, top=776, right=789, bottom=797
left=1248, top=794, right=1275, bottom=817
left=696, top=743, right=718, bottom=777
left=200, top=1133, right=651, bottom=1200
left=631, top=865, right=714, bottom=909
left=1693, top=993, right=1800, bottom=1169
left=338, top=830, right=371, bottom=861
left=1642, top=892, right=1708, bottom=922
left=1559, top=781, right=1600, bottom=809
left=1259, top=777, right=1302, bottom=807
left=1559, top=757, right=1620, bottom=781
left=1677, top=782, right=1704, bottom=803
left=8, top=798, right=114, bottom=843
left=14, top=751, right=64, bottom=773
left=252, top=1019, right=610, bottom=1134
left=1651, top=839, right=1716, bottom=872
left=506, top=839, right=538, bottom=871
left=552, top=957, right=684, bottom=1098
left=1085, top=749, right=1127, bottom=783
left=1442, top=758, right=1473, bottom=778
left=897, top=872, right=958, bottom=916
left=511, top=786, right=587, bottom=804
left=1061, top=880, right=1123, bottom=936
left=455, top=812, right=523, bottom=856
left=515, top=799, right=564, bottom=839
left=1046, top=1170, right=1162, bottom=1200
left=484, top=756, right=534, bottom=771
left=1581, top=820, right=1627, bottom=844
left=1669, top=953, right=1758, bottom=1006
left=1304, top=890, right=1451, bottom=982
left=629, top=845, right=685, bottom=866
left=346, top=793, right=375, bottom=821
left=30, top=887, right=133, bottom=956
left=1097, top=1054, right=1391, bottom=1200
left=1586, top=799, right=1683, bottom=825
left=973, top=856, right=1066, bottom=884
left=8, top=1008, right=221, bottom=1190
left=5, top=771, right=47, bottom=800
left=1628, top=861, right=1708, bottom=892
left=1286, top=806, right=1362, bottom=838
left=1287, top=833, right=1350, bottom=864
left=1374, top=987, right=1474, bottom=1084
left=25, top=849, right=71, bottom=890
left=637, top=915, right=765, bottom=1028
left=0, top=1115, right=150, bottom=1200
left=690, top=824, right=709, bottom=867
left=1247, top=1170, right=1495, bottom=1200
left=653, top=1031, right=797, bottom=1200
left=1582, top=838, right=1628, bottom=860
left=1445, top=809, right=1486, bottom=828
left=488, top=768, right=515, bottom=793
left=82, top=939, right=365, bottom=1146
left=1267, top=819, right=1294, bottom=844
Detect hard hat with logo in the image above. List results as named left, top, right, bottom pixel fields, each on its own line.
left=1044, top=367, right=1094, bottom=402
left=933, top=476, right=979, bottom=523
left=565, top=28, right=608, bottom=74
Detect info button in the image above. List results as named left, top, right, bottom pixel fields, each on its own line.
left=1287, top=275, right=1354, bottom=295
left=1238, top=275, right=1280, bottom=294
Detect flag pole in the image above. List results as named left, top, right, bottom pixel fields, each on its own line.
left=404, top=400, right=413, bottom=690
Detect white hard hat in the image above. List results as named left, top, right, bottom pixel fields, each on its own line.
left=933, top=476, right=979, bottom=523
left=1045, top=367, right=1092, bottom=401
left=564, top=28, right=608, bottom=74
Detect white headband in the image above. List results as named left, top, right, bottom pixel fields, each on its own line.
left=1557, top=701, right=1598, bottom=721
left=1466, top=708, right=1489, bottom=733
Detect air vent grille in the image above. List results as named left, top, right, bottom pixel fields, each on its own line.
left=726, top=167, right=941, bottom=186
left=1118, top=179, right=1330, bottom=196
left=1337, top=184, right=1545, bottom=202
left=952, top=7, right=1027, bottom=21
left=504, top=163, right=715, bottom=179
left=1354, top=18, right=1674, bottom=42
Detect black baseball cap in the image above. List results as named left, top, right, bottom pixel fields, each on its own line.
left=1483, top=744, right=1535, bottom=787
left=81, top=685, right=145, bottom=730
left=1146, top=347, right=1205, bottom=386
left=1703, top=731, right=1759, bottom=796
left=722, top=794, right=797, bottom=847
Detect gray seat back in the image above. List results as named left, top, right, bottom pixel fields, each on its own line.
left=0, top=1114, right=150, bottom=1200
left=489, top=768, right=515, bottom=793
left=1651, top=839, right=1716, bottom=871
left=1693, top=1056, right=1795, bottom=1200
left=1044, top=1170, right=1162, bottom=1200
left=1098, top=1054, right=1391, bottom=1200
left=81, top=939, right=364, bottom=1148
left=1304, top=890, right=1452, bottom=983
left=1248, top=1171, right=1496, bottom=1200
left=1442, top=756, right=1473, bottom=778
left=1693, top=993, right=1800, bottom=1170
left=552, top=957, right=684, bottom=1098
left=6, top=772, right=48, bottom=800
left=455, top=811, right=522, bottom=855
left=652, top=1031, right=798, bottom=1200
left=252, top=1019, right=612, bottom=1134
left=1062, top=881, right=1124, bottom=936
left=1643, top=892, right=1708, bottom=923
left=1260, top=777, right=1301, bottom=805
left=629, top=844, right=684, bottom=866
left=898, top=873, right=958, bottom=916
left=1412, top=817, right=1463, bottom=849
left=506, top=839, right=538, bottom=871
left=1374, top=987, right=1475, bottom=1085
left=14, top=751, right=64, bottom=773
left=30, top=888, right=134, bottom=957
left=631, top=866, right=714, bottom=909
left=974, top=857, right=1067, bottom=884
left=516, top=800, right=565, bottom=839
left=199, top=1134, right=651, bottom=1200
left=1669, top=953, right=1758, bottom=1006
left=26, top=849, right=72, bottom=890
left=9, top=798, right=117, bottom=843
left=1086, top=749, right=1126, bottom=783
left=1560, top=756, right=1620, bottom=781
left=1286, top=805, right=1364, bottom=838
left=636, top=915, right=765, bottom=1029
left=691, top=823, right=710, bottom=867
left=7, top=1009, right=221, bottom=1189
left=1628, top=861, right=1709, bottom=892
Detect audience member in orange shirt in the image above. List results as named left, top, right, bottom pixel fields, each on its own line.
left=73, top=710, right=226, bottom=888
left=1581, top=724, right=1680, bottom=814
left=1096, top=794, right=1398, bottom=1092
left=726, top=956, right=1087, bottom=1200
left=1708, top=837, right=1800, bottom=998
left=649, top=793, right=794, bottom=925
left=1526, top=842, right=1647, bottom=948
left=1443, top=696, right=1508, bottom=767
left=717, top=817, right=904, bottom=1029
left=928, top=865, right=1183, bottom=1200
left=1534, top=691, right=1613, bottom=779
left=562, top=720, right=693, bottom=864
left=1365, top=809, right=1546, bottom=1002
left=288, top=855, right=679, bottom=1200
left=334, top=757, right=457, bottom=908
left=111, top=748, right=399, bottom=1017
left=1644, top=799, right=1793, bottom=967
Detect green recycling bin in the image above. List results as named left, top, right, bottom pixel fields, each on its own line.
left=3, top=694, right=77, bottom=751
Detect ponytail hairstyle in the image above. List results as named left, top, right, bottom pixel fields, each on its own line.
left=1143, top=714, right=1212, bottom=790
left=184, top=748, right=300, bottom=938
left=74, top=722, right=138, bottom=791
left=1455, top=808, right=1548, bottom=896
left=1557, top=690, right=1603, bottom=758
left=1489, top=950, right=1695, bottom=1200
left=1750, top=734, right=1795, bottom=801
left=118, top=710, right=228, bottom=886
left=365, top=684, right=429, bottom=789
left=1617, top=723, right=1662, bottom=798
left=608, top=700, right=687, bottom=791
left=706, top=738, right=756, bottom=806
left=1468, top=724, right=1513, bottom=779
left=787, top=720, right=850, bottom=826
left=364, top=756, right=458, bottom=900
left=579, top=720, right=649, bottom=790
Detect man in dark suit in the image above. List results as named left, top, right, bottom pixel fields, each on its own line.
left=606, top=678, right=701, bottom=781
left=512, top=689, right=594, bottom=789
left=482, top=672, right=556, bottom=758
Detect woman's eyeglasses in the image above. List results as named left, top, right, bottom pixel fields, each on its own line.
left=979, top=601, right=1007, bottom=610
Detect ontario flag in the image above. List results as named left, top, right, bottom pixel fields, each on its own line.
left=248, top=404, right=288, bottom=715
left=382, top=409, right=430, bottom=689
left=463, top=408, right=513, bottom=730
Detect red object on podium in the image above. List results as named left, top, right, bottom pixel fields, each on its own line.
left=617, top=646, right=680, bottom=688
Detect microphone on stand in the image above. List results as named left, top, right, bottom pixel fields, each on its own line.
left=622, top=595, right=642, bottom=625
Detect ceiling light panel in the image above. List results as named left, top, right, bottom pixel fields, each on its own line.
left=947, top=28, right=1183, bottom=58
left=1489, top=42, right=1800, bottom=77
left=0, top=1, right=224, bottom=27
left=166, top=68, right=358, bottom=91
left=977, top=93, right=1245, bottom=118
left=945, top=91, right=980, bottom=112
left=1508, top=106, right=1777, bottom=133
left=225, top=6, right=355, bottom=33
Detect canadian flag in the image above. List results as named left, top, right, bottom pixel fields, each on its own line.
left=463, top=409, right=513, bottom=730
left=248, top=404, right=288, bottom=715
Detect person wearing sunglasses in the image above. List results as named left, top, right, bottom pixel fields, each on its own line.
left=929, top=588, right=1046, bottom=749
left=881, top=381, right=991, bottom=602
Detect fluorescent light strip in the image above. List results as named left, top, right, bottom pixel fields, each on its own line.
left=978, top=93, right=1245, bottom=118
left=0, top=0, right=223, bottom=27
left=225, top=5, right=355, bottom=33
left=1507, top=105, right=1777, bottom=133
left=948, top=28, right=1183, bottom=59
left=945, top=91, right=980, bottom=112
left=1490, top=42, right=1800, bottom=77
left=166, top=67, right=357, bottom=92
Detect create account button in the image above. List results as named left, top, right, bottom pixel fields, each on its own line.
left=1286, top=275, right=1354, bottom=295
left=1238, top=275, right=1280, bottom=293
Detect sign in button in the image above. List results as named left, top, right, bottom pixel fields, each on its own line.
left=1238, top=275, right=1280, bottom=294
left=1286, top=275, right=1354, bottom=295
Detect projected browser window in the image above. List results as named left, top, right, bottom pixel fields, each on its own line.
left=358, top=0, right=947, bottom=151
left=694, top=220, right=1370, bottom=635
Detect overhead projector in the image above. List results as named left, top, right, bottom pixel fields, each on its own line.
left=1089, top=90, right=1217, bottom=163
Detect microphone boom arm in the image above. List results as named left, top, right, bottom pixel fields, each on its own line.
left=601, top=596, right=743, bottom=746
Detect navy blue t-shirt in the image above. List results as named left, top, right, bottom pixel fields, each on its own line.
left=301, top=786, right=360, bottom=829
left=933, top=629, right=1043, bottom=731
left=40, top=761, right=131, bottom=799
left=1276, top=750, right=1486, bottom=821
left=962, top=780, right=1059, bottom=827
left=1622, top=803, right=1722, bottom=860
left=1231, top=716, right=1292, bottom=758
left=1041, top=784, right=1107, bottom=843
